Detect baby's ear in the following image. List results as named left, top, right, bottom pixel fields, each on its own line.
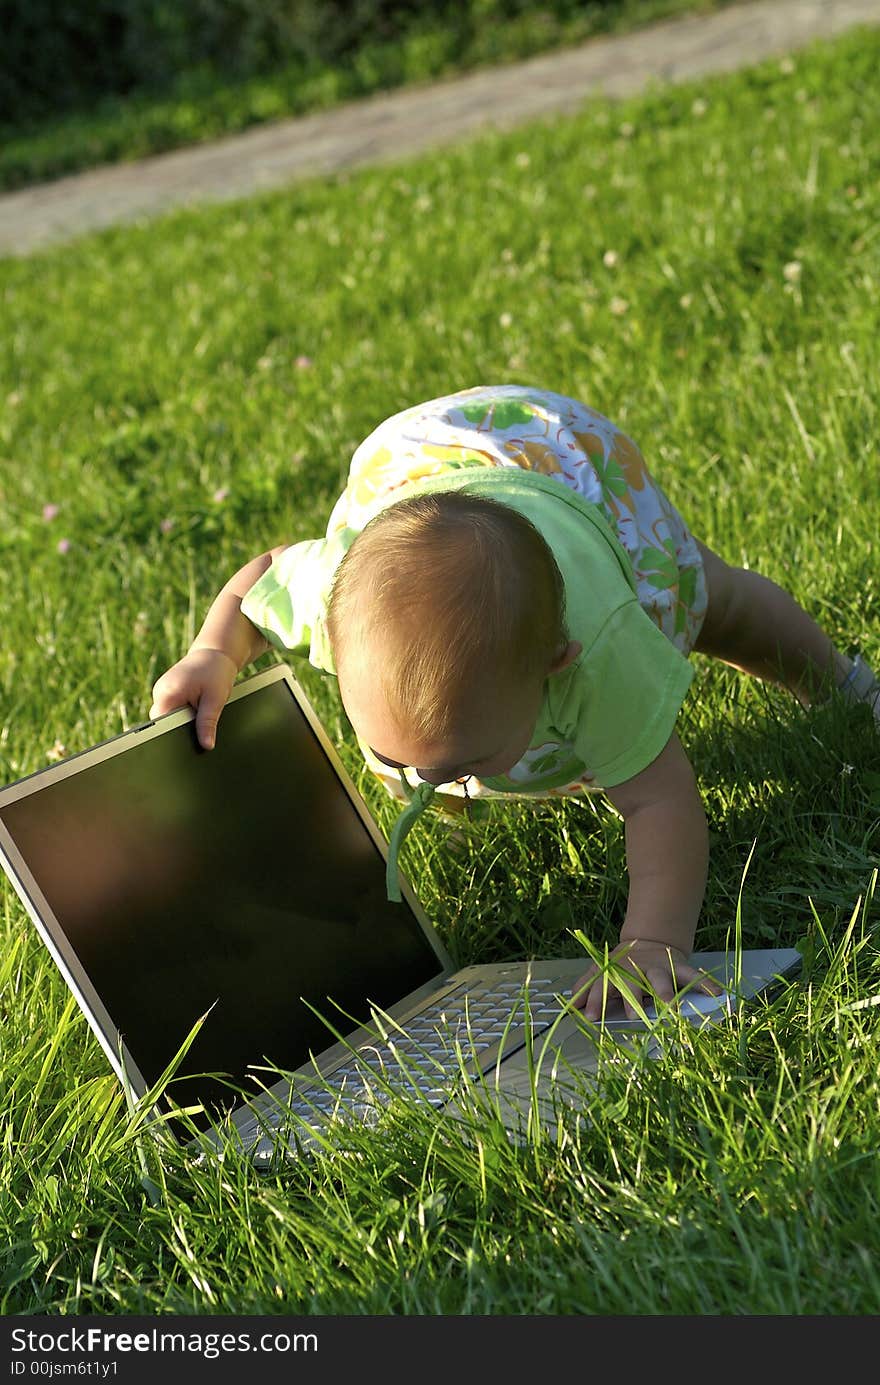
left=548, top=640, right=582, bottom=674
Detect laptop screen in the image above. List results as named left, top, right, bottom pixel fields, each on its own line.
left=0, top=676, right=444, bottom=1130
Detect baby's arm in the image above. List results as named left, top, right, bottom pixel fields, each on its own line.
left=572, top=732, right=719, bottom=1018
left=150, top=546, right=287, bottom=748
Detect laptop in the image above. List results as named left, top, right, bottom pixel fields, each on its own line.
left=0, top=663, right=801, bottom=1162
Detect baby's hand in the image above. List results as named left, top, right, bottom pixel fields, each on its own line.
left=570, top=939, right=723, bottom=1022
left=150, top=648, right=238, bottom=750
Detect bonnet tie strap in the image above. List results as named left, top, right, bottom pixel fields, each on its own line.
left=386, top=775, right=435, bottom=902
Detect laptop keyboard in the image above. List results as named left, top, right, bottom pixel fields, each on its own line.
left=238, top=974, right=567, bottom=1146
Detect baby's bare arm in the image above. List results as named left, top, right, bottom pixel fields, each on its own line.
left=188, top=547, right=286, bottom=669
left=609, top=731, right=708, bottom=958
left=572, top=733, right=717, bottom=1018
left=150, top=546, right=287, bottom=747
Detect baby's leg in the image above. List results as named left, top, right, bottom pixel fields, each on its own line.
left=693, top=541, right=852, bottom=707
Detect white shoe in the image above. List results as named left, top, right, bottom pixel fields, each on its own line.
left=837, top=654, right=880, bottom=726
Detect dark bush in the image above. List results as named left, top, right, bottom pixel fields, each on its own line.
left=0, top=1, right=602, bottom=123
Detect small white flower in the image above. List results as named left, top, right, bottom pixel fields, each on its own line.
left=609, top=297, right=629, bottom=317
left=691, top=98, right=708, bottom=117
left=602, top=250, right=619, bottom=269
left=499, top=312, right=513, bottom=329
left=783, top=261, right=802, bottom=283
left=515, top=152, right=531, bottom=169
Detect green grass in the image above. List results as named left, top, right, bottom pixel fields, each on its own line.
left=0, top=0, right=732, bottom=192
left=2, top=25, right=880, bottom=1314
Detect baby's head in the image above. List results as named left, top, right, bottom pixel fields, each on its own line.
left=326, top=492, right=577, bottom=784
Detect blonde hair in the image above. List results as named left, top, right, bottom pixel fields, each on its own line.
left=326, top=492, right=567, bottom=741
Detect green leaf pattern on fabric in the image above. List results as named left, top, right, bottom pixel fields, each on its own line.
left=448, top=452, right=491, bottom=469
left=481, top=741, right=587, bottom=793
left=678, top=564, right=698, bottom=609
left=639, top=539, right=679, bottom=591
left=592, top=451, right=628, bottom=504
left=460, top=401, right=536, bottom=429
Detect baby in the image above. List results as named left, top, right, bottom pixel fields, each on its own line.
left=150, top=385, right=880, bottom=1019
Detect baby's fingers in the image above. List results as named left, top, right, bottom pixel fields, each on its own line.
left=671, top=964, right=725, bottom=999
left=149, top=671, right=191, bottom=720
left=194, top=692, right=226, bottom=751
left=571, top=969, right=631, bottom=1022
left=149, top=679, right=223, bottom=750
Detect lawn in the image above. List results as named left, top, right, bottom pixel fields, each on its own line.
left=1, top=25, right=879, bottom=1315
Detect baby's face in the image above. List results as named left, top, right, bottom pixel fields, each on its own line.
left=340, top=673, right=545, bottom=787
